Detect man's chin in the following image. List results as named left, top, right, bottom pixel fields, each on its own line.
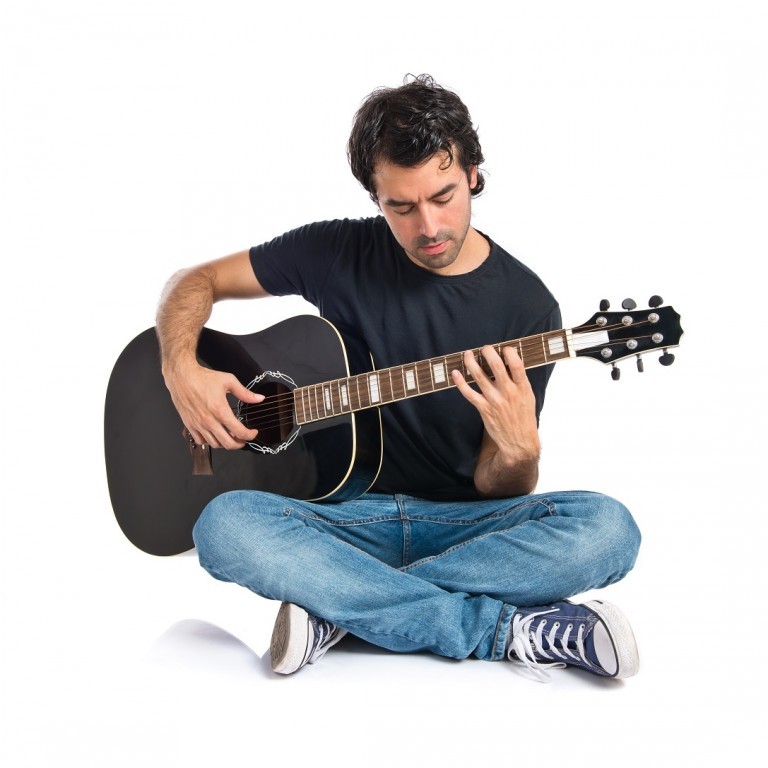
left=408, top=244, right=461, bottom=273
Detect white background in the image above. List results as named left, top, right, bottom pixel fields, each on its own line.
left=2, top=1, right=766, bottom=765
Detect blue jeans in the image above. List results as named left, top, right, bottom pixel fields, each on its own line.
left=193, top=490, right=640, bottom=661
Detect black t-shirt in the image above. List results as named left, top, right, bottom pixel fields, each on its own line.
left=250, top=216, right=560, bottom=500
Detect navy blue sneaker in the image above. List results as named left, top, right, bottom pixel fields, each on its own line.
left=270, top=602, right=347, bottom=675
left=507, top=600, right=639, bottom=680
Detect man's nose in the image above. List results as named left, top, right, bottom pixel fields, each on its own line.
left=417, top=206, right=439, bottom=238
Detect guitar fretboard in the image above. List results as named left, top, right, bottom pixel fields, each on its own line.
left=294, top=329, right=573, bottom=425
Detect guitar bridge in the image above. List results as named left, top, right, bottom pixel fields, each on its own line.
left=182, top=427, right=213, bottom=476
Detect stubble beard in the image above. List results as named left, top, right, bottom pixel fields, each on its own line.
left=406, top=213, right=472, bottom=273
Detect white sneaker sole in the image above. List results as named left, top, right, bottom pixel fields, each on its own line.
left=584, top=599, right=640, bottom=678
left=270, top=602, right=311, bottom=675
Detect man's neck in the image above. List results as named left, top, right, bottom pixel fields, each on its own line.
left=431, top=227, right=490, bottom=276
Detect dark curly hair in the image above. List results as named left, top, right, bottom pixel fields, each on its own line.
left=347, top=74, right=486, bottom=204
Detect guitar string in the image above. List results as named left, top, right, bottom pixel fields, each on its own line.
left=234, top=328, right=660, bottom=433
left=231, top=320, right=664, bottom=434
left=234, top=321, right=660, bottom=428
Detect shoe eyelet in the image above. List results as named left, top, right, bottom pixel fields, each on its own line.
left=567, top=623, right=573, bottom=630
left=553, top=622, right=560, bottom=629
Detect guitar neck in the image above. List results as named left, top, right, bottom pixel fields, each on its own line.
left=294, top=327, right=583, bottom=425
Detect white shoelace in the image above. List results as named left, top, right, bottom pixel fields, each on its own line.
left=506, top=608, right=590, bottom=682
left=308, top=620, right=347, bottom=664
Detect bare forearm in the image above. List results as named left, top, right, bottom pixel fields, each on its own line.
left=156, top=266, right=216, bottom=372
left=474, top=441, right=540, bottom=498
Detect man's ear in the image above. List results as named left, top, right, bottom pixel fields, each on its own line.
left=468, top=165, right=478, bottom=190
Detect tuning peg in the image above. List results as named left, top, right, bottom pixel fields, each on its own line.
left=599, top=299, right=610, bottom=311
left=648, top=295, right=663, bottom=308
left=621, top=298, right=637, bottom=310
left=659, top=350, right=675, bottom=366
left=611, top=364, right=621, bottom=381
left=636, top=355, right=644, bottom=373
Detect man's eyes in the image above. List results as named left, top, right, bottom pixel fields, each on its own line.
left=392, top=197, right=453, bottom=216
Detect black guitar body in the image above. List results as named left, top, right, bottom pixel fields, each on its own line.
left=104, top=316, right=383, bottom=556
left=106, top=302, right=683, bottom=557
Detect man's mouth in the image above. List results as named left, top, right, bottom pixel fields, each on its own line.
left=419, top=240, right=448, bottom=256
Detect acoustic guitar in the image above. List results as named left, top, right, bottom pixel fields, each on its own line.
left=104, top=298, right=682, bottom=556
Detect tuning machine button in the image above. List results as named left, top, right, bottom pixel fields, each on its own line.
left=611, top=364, right=621, bottom=381
left=659, top=350, right=675, bottom=366
left=622, top=298, right=637, bottom=310
left=600, top=299, right=610, bottom=311
left=636, top=355, right=644, bottom=373
left=649, top=295, right=663, bottom=308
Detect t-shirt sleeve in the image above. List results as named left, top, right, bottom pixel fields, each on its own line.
left=249, top=220, right=349, bottom=306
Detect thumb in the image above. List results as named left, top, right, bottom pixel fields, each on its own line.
left=228, top=376, right=265, bottom=403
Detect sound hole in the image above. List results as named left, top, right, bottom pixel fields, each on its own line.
left=244, top=381, right=295, bottom=448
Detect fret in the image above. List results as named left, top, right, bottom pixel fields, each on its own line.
left=339, top=380, right=350, bottom=411
left=295, top=388, right=304, bottom=424
left=476, top=349, right=491, bottom=378
left=416, top=361, right=428, bottom=392
left=356, top=374, right=368, bottom=408
left=331, top=380, right=339, bottom=413
left=292, top=328, right=578, bottom=424
left=430, top=358, right=448, bottom=389
left=378, top=369, right=392, bottom=404
left=457, top=351, right=468, bottom=379
left=544, top=331, right=568, bottom=360
left=389, top=365, right=403, bottom=400
left=367, top=373, right=381, bottom=404
left=445, top=352, right=463, bottom=381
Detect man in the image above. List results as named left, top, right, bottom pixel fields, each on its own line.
left=157, top=75, right=641, bottom=680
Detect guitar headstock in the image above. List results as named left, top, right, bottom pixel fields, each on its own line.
left=572, top=296, right=683, bottom=379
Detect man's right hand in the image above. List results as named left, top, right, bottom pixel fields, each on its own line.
left=155, top=250, right=272, bottom=449
left=163, top=361, right=264, bottom=450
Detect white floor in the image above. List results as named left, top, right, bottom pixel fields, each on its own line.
left=2, top=459, right=762, bottom=767
left=3, top=2, right=767, bottom=765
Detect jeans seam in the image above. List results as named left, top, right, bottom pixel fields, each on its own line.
left=492, top=604, right=514, bottom=660
left=286, top=508, right=401, bottom=527
left=396, top=495, right=411, bottom=566
left=405, top=500, right=556, bottom=526
left=399, top=518, right=554, bottom=573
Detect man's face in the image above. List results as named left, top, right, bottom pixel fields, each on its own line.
left=373, top=152, right=478, bottom=274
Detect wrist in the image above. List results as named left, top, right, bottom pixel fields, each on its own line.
left=161, top=353, right=200, bottom=382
